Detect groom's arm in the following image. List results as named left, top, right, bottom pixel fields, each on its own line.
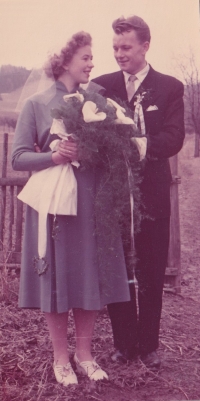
left=146, top=78, right=185, bottom=159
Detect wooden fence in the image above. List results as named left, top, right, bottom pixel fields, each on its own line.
left=0, top=133, right=28, bottom=266
left=165, top=156, right=181, bottom=293
left=0, top=133, right=182, bottom=293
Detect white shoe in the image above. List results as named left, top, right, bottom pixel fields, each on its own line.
left=53, top=362, right=78, bottom=386
left=74, top=354, right=108, bottom=381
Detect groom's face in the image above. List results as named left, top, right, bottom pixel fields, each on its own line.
left=113, top=30, right=149, bottom=74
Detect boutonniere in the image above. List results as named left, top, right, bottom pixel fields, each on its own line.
left=134, top=87, right=153, bottom=106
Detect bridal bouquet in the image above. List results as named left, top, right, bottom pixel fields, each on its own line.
left=50, top=89, right=147, bottom=259
left=50, top=89, right=146, bottom=169
left=18, top=88, right=147, bottom=273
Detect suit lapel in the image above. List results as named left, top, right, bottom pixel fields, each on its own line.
left=109, top=71, right=128, bottom=101
left=107, top=67, right=159, bottom=110
left=130, top=66, right=158, bottom=110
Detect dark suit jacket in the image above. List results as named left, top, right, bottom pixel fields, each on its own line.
left=92, top=66, right=185, bottom=219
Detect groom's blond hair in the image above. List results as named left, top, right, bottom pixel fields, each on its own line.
left=112, top=15, right=151, bottom=43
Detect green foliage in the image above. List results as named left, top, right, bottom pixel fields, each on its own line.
left=51, top=89, right=145, bottom=269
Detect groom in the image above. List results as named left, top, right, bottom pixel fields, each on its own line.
left=92, top=15, right=185, bottom=368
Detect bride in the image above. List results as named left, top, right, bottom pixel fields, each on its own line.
left=12, top=31, right=130, bottom=386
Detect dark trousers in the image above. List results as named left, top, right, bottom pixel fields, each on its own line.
left=108, top=217, right=170, bottom=355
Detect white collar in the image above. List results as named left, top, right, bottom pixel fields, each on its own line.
left=123, top=63, right=150, bottom=86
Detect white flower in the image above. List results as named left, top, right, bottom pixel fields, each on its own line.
left=49, top=139, right=60, bottom=151
left=50, top=118, right=77, bottom=141
left=107, top=98, right=126, bottom=113
left=63, top=91, right=84, bottom=103
left=115, top=112, right=136, bottom=125
left=107, top=97, right=137, bottom=127
left=134, top=93, right=146, bottom=106
left=50, top=118, right=67, bottom=135
left=82, top=101, right=106, bottom=122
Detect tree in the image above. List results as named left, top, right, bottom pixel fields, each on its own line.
left=175, top=51, right=200, bottom=157
left=0, top=65, right=31, bottom=94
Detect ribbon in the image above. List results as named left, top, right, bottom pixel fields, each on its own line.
left=123, top=151, right=135, bottom=252
left=18, top=162, right=78, bottom=260
left=123, top=100, right=146, bottom=254
left=18, top=115, right=80, bottom=267
left=134, top=102, right=146, bottom=136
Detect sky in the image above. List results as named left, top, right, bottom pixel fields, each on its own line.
left=0, top=0, right=200, bottom=80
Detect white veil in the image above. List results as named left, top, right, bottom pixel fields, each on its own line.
left=15, top=68, right=56, bottom=113
left=15, top=70, right=106, bottom=114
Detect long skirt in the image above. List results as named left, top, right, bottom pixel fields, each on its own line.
left=18, top=166, right=130, bottom=312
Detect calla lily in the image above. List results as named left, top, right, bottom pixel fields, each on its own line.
left=63, top=91, right=84, bottom=103
left=82, top=101, right=106, bottom=122
left=115, top=111, right=136, bottom=125
left=107, top=97, right=137, bottom=127
left=107, top=98, right=126, bottom=113
left=50, top=118, right=67, bottom=136
left=50, top=118, right=77, bottom=141
left=131, top=137, right=147, bottom=161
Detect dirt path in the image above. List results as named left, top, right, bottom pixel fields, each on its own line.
left=1, top=134, right=200, bottom=401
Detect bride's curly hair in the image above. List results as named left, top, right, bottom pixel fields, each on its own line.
left=44, top=31, right=92, bottom=80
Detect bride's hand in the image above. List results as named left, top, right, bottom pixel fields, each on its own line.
left=34, top=138, right=79, bottom=164
left=52, top=150, right=70, bottom=165
left=57, top=138, right=79, bottom=161
left=52, top=138, right=79, bottom=164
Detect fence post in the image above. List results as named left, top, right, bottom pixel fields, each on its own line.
left=165, top=155, right=181, bottom=293
left=15, top=187, right=24, bottom=253
left=0, top=133, right=8, bottom=250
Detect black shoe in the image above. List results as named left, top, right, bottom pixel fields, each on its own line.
left=140, top=351, right=161, bottom=369
left=111, top=349, right=138, bottom=363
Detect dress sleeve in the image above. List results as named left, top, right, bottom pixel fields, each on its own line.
left=12, top=99, right=55, bottom=171
left=146, top=80, right=185, bottom=159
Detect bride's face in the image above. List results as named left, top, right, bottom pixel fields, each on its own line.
left=65, top=45, right=94, bottom=85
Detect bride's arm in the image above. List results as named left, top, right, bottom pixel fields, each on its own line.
left=34, top=138, right=79, bottom=165
left=12, top=99, right=56, bottom=171
left=12, top=99, right=73, bottom=171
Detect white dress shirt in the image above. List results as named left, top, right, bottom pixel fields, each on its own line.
left=123, top=63, right=150, bottom=94
left=123, top=64, right=149, bottom=160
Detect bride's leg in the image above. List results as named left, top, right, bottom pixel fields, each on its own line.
left=73, top=308, right=98, bottom=362
left=73, top=308, right=108, bottom=381
left=45, top=312, right=69, bottom=365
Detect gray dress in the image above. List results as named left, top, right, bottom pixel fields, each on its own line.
left=12, top=81, right=130, bottom=313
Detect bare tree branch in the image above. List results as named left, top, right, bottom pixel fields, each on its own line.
left=174, top=49, right=200, bottom=157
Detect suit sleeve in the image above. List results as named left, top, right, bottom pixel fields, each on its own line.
left=146, top=80, right=185, bottom=159
left=12, top=99, right=55, bottom=171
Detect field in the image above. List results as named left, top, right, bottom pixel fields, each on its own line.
left=0, top=133, right=200, bottom=401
